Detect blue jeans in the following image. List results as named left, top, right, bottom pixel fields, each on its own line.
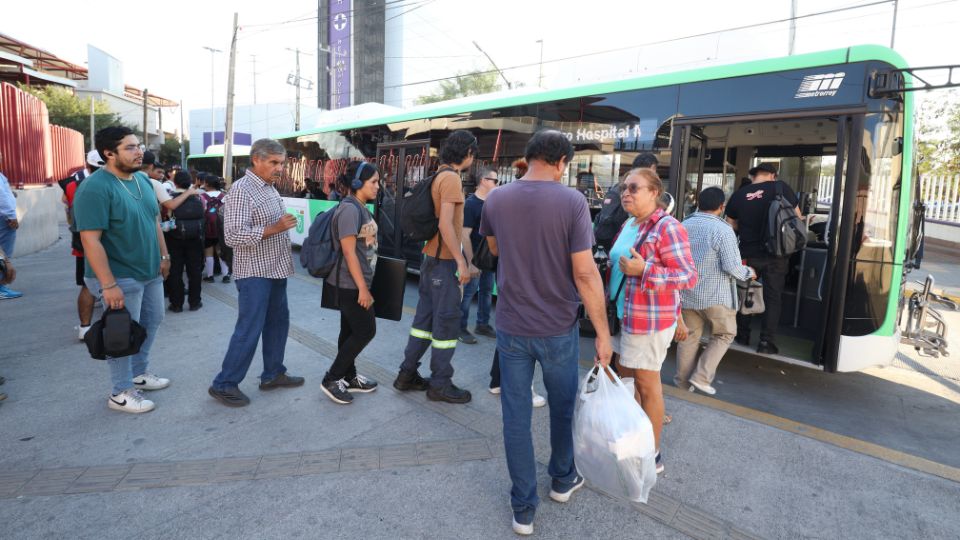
left=212, top=277, right=289, bottom=390
left=497, top=325, right=580, bottom=514
left=460, top=270, right=494, bottom=329
left=85, top=276, right=165, bottom=395
left=0, top=219, right=15, bottom=257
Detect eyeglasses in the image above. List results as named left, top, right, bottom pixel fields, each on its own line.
left=122, top=144, right=146, bottom=154
left=482, top=176, right=497, bottom=182
left=623, top=183, right=651, bottom=194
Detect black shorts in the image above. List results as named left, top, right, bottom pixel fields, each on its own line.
left=75, top=257, right=85, bottom=287
left=204, top=238, right=219, bottom=248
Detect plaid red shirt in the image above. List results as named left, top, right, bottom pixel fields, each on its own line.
left=623, top=209, right=698, bottom=334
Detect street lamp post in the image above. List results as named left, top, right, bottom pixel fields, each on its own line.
left=536, top=39, right=544, bottom=88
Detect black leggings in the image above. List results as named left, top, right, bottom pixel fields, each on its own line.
left=326, top=287, right=377, bottom=383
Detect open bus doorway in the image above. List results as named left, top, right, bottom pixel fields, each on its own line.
left=669, top=114, right=857, bottom=370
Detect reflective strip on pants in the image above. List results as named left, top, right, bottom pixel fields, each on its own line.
left=410, top=328, right=432, bottom=340
left=431, top=338, right=457, bottom=350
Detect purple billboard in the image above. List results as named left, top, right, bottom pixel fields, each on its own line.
left=329, top=0, right=351, bottom=110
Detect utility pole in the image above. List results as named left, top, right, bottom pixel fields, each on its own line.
left=202, top=46, right=223, bottom=151
left=536, top=39, right=544, bottom=88
left=890, top=0, right=899, bottom=48
left=224, top=12, right=239, bottom=186
left=286, top=48, right=314, bottom=131
left=88, top=97, right=95, bottom=150
left=788, top=0, right=798, bottom=55
left=251, top=54, right=258, bottom=105
left=473, top=40, right=512, bottom=89
left=142, top=88, right=148, bottom=148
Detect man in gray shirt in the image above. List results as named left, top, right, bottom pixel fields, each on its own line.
left=480, top=130, right=612, bottom=536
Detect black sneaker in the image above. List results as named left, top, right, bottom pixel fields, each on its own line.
left=259, top=372, right=305, bottom=390
left=474, top=324, right=496, bottom=338
left=734, top=334, right=750, bottom=346
left=222, top=275, right=231, bottom=284
left=426, top=383, right=472, bottom=404
left=512, top=509, right=535, bottom=536
left=321, top=379, right=353, bottom=404
left=208, top=386, right=250, bottom=407
left=458, top=328, right=478, bottom=344
left=189, top=302, right=203, bottom=311
left=347, top=374, right=378, bottom=393
left=202, top=276, right=215, bottom=283
left=655, top=451, right=664, bottom=474
left=393, top=370, right=430, bottom=391
left=757, top=340, right=779, bottom=355
left=168, top=304, right=183, bottom=313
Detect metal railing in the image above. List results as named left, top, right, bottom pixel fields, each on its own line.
left=920, top=175, right=960, bottom=223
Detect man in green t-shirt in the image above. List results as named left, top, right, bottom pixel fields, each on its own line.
left=74, top=126, right=172, bottom=414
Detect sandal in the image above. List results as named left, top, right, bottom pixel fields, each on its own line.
left=664, top=413, right=672, bottom=425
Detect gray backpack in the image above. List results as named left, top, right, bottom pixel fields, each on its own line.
left=765, top=182, right=807, bottom=257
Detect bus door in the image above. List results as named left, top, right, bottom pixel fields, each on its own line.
left=374, top=141, right=430, bottom=272
left=671, top=125, right=708, bottom=219
left=668, top=112, right=862, bottom=369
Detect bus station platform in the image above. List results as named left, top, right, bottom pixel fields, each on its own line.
left=1, top=231, right=958, bottom=539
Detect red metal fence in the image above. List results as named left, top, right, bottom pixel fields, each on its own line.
left=0, top=82, right=83, bottom=186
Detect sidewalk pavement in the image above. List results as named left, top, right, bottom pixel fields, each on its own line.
left=0, top=232, right=958, bottom=539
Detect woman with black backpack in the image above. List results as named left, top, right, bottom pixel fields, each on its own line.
left=200, top=175, right=231, bottom=283
left=321, top=161, right=382, bottom=404
left=166, top=171, right=206, bottom=312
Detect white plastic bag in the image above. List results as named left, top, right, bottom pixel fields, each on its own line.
left=573, top=365, right=657, bottom=503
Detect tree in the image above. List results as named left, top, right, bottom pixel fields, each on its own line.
left=159, top=137, right=187, bottom=167
left=415, top=70, right=502, bottom=105
left=18, top=84, right=126, bottom=150
left=916, top=91, right=960, bottom=177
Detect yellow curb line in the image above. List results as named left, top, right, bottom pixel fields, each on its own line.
left=663, top=383, right=960, bottom=484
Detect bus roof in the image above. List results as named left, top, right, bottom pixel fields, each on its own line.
left=273, top=45, right=907, bottom=141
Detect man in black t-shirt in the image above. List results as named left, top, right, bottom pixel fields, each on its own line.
left=725, top=162, right=800, bottom=355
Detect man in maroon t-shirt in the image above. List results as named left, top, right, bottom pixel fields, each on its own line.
left=480, top=129, right=612, bottom=535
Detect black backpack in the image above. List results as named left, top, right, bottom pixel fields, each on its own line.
left=594, top=185, right=629, bottom=249
left=400, top=166, right=454, bottom=242
left=765, top=182, right=807, bottom=257
left=172, top=194, right=205, bottom=240
left=300, top=198, right=362, bottom=278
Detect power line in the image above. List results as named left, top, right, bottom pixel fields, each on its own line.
left=381, top=0, right=903, bottom=92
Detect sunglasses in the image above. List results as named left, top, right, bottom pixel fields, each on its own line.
left=482, top=176, right=497, bottom=182
left=623, top=183, right=651, bottom=194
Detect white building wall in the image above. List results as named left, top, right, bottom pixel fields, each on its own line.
left=188, top=103, right=323, bottom=155
left=383, top=6, right=404, bottom=108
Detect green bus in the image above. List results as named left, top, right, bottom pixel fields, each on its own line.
left=186, top=146, right=251, bottom=181
left=273, top=44, right=924, bottom=373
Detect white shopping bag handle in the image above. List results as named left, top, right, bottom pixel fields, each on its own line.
left=579, top=364, right=628, bottom=400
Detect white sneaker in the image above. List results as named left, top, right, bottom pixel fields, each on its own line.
left=77, top=325, right=91, bottom=341
left=488, top=386, right=501, bottom=395
left=133, top=373, right=171, bottom=391
left=532, top=389, right=546, bottom=408
left=689, top=380, right=717, bottom=395
left=108, top=389, right=155, bottom=413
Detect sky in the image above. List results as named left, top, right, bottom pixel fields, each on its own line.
left=2, top=0, right=958, bottom=139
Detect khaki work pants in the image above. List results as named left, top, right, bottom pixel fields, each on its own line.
left=674, top=305, right=737, bottom=388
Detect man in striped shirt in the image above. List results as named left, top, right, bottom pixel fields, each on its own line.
left=674, top=187, right=755, bottom=395
left=208, top=139, right=304, bottom=407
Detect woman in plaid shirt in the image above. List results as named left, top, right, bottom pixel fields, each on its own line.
left=609, top=168, right=697, bottom=474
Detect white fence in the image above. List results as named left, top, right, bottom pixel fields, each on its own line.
left=921, top=175, right=960, bottom=224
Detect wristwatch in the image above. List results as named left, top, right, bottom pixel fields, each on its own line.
left=160, top=255, right=171, bottom=261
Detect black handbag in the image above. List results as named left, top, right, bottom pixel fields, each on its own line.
left=83, top=307, right=148, bottom=360
left=472, top=237, right=498, bottom=272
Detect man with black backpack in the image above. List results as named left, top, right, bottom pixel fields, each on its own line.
left=394, top=130, right=476, bottom=404
left=593, top=153, right=658, bottom=249
left=725, top=162, right=803, bottom=355
left=165, top=171, right=206, bottom=312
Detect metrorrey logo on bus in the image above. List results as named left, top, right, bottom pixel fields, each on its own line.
left=795, top=72, right=845, bottom=98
